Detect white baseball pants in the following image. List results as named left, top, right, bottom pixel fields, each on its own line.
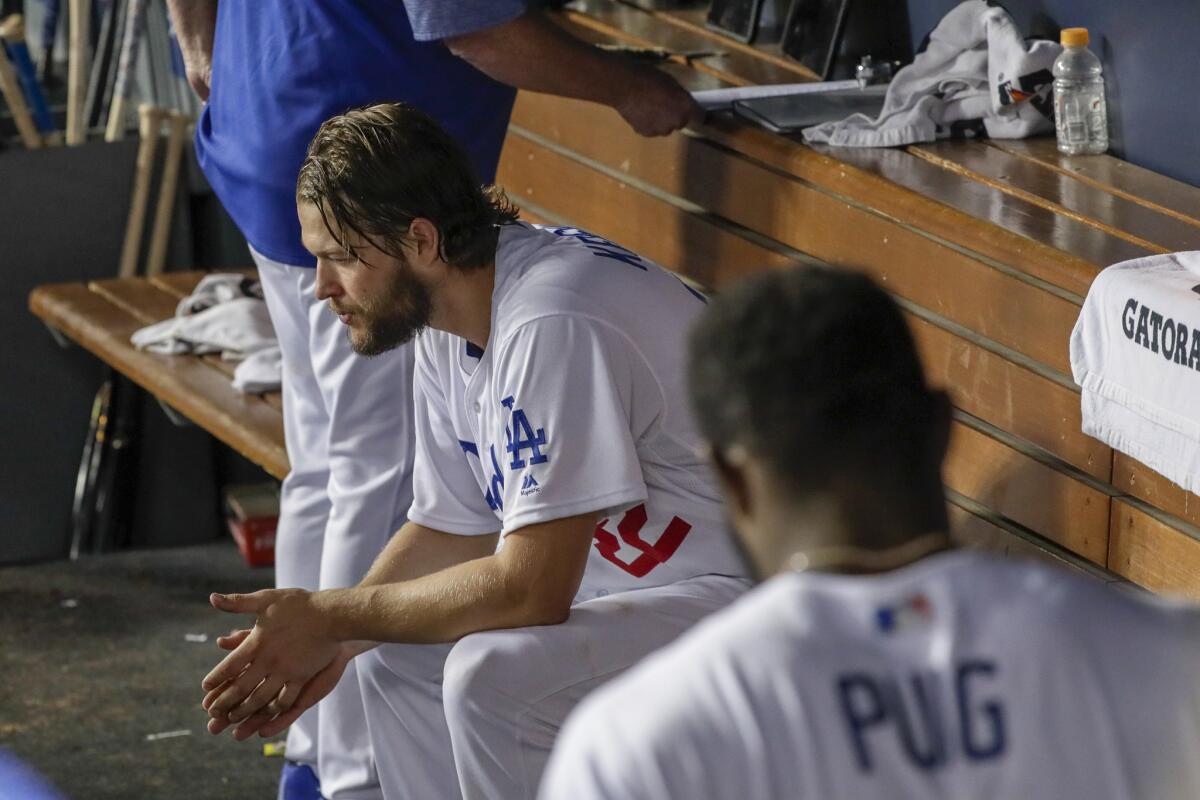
left=253, top=249, right=417, bottom=800
left=357, top=574, right=748, bottom=800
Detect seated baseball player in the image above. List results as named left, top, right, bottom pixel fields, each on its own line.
left=199, top=103, right=748, bottom=800
left=540, top=267, right=1200, bottom=800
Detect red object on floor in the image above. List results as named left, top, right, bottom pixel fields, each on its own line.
left=227, top=516, right=277, bottom=567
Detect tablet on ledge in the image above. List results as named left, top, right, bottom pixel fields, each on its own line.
left=732, top=85, right=888, bottom=133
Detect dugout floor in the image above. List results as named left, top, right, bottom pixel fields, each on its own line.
left=0, top=542, right=280, bottom=799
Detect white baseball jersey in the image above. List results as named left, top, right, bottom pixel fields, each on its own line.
left=541, top=550, right=1200, bottom=799
left=407, top=222, right=746, bottom=599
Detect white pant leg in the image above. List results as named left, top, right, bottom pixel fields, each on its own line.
left=256, top=254, right=330, bottom=771
left=253, top=249, right=417, bottom=800
left=360, top=575, right=747, bottom=800
left=358, top=643, right=461, bottom=800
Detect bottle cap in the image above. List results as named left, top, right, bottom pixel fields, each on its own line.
left=1060, top=27, right=1089, bottom=47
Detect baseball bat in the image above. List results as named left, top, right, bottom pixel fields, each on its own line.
left=0, top=14, right=54, bottom=132
left=119, top=104, right=165, bottom=278
left=66, top=0, right=89, bottom=144
left=146, top=111, right=188, bottom=276
left=0, top=32, right=39, bottom=147
left=97, top=0, right=126, bottom=126
left=38, top=0, right=61, bottom=86
left=104, top=0, right=143, bottom=141
left=83, top=0, right=117, bottom=128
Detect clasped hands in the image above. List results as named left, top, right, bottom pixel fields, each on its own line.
left=200, top=588, right=355, bottom=740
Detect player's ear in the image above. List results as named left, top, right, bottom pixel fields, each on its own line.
left=406, top=218, right=441, bottom=268
left=710, top=443, right=752, bottom=521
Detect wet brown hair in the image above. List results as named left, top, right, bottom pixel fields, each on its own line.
left=296, top=102, right=519, bottom=269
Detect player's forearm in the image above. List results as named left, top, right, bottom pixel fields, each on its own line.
left=316, top=552, right=559, bottom=645
left=164, top=0, right=216, bottom=61
left=445, top=12, right=641, bottom=111
left=358, top=520, right=499, bottom=587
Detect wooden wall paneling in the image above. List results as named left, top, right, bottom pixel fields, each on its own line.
left=1109, top=499, right=1200, bottom=599
left=943, top=418, right=1109, bottom=564
left=500, top=114, right=1108, bottom=481
left=1111, top=453, right=1200, bottom=530
left=906, top=314, right=1109, bottom=480
left=947, top=498, right=1112, bottom=579
left=497, top=132, right=795, bottom=288
left=510, top=93, right=1082, bottom=374
left=909, top=141, right=1200, bottom=254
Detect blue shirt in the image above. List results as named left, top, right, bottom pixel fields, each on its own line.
left=195, top=0, right=524, bottom=267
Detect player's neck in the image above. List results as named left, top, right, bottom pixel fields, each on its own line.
left=430, top=260, right=496, bottom=351
left=763, top=490, right=951, bottom=576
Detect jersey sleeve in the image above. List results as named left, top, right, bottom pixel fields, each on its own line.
left=491, top=315, right=648, bottom=535
left=402, top=0, right=528, bottom=42
left=407, top=337, right=501, bottom=536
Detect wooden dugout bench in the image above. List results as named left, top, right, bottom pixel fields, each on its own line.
left=28, top=0, right=1200, bottom=595
left=498, top=0, right=1200, bottom=594
left=29, top=272, right=288, bottom=481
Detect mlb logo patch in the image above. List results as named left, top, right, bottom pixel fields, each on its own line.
left=875, top=593, right=933, bottom=634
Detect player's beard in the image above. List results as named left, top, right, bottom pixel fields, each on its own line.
left=346, top=261, right=434, bottom=357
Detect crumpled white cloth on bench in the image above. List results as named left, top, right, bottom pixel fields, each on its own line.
left=130, top=273, right=282, bottom=394
left=1070, top=252, right=1200, bottom=493
left=802, top=0, right=1059, bottom=147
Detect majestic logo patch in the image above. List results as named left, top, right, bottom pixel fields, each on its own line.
left=520, top=474, right=541, bottom=496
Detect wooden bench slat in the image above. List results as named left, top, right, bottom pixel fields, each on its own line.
left=656, top=8, right=820, bottom=81
left=29, top=282, right=288, bottom=479
left=89, top=277, right=182, bottom=323
left=560, top=0, right=806, bottom=89
left=944, top=419, right=1109, bottom=564
left=812, top=142, right=1157, bottom=285
left=910, top=140, right=1200, bottom=254
left=511, top=92, right=1082, bottom=375
left=139, top=272, right=285, bottom=412
left=1109, top=499, right=1200, bottom=599
left=990, top=138, right=1200, bottom=229
left=694, top=116, right=1148, bottom=297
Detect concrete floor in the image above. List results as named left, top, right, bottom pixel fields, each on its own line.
left=0, top=542, right=282, bottom=799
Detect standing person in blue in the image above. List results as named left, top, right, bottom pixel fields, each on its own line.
left=165, top=2, right=703, bottom=799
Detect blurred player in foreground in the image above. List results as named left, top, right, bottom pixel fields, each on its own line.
left=541, top=267, right=1200, bottom=800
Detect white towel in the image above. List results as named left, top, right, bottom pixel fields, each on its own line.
left=232, top=346, right=283, bottom=395
left=1070, top=252, right=1200, bottom=493
left=802, top=0, right=1058, bottom=147
left=131, top=273, right=282, bottom=394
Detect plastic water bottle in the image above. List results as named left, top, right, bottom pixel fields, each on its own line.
left=1052, top=27, right=1108, bottom=155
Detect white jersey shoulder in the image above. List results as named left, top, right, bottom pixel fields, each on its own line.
left=541, top=551, right=1200, bottom=800
left=409, top=223, right=745, bottom=598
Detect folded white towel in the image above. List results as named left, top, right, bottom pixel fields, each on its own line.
left=233, top=346, right=283, bottom=395
left=131, top=273, right=282, bottom=394
left=1070, top=252, right=1200, bottom=493
left=802, top=0, right=1058, bottom=147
